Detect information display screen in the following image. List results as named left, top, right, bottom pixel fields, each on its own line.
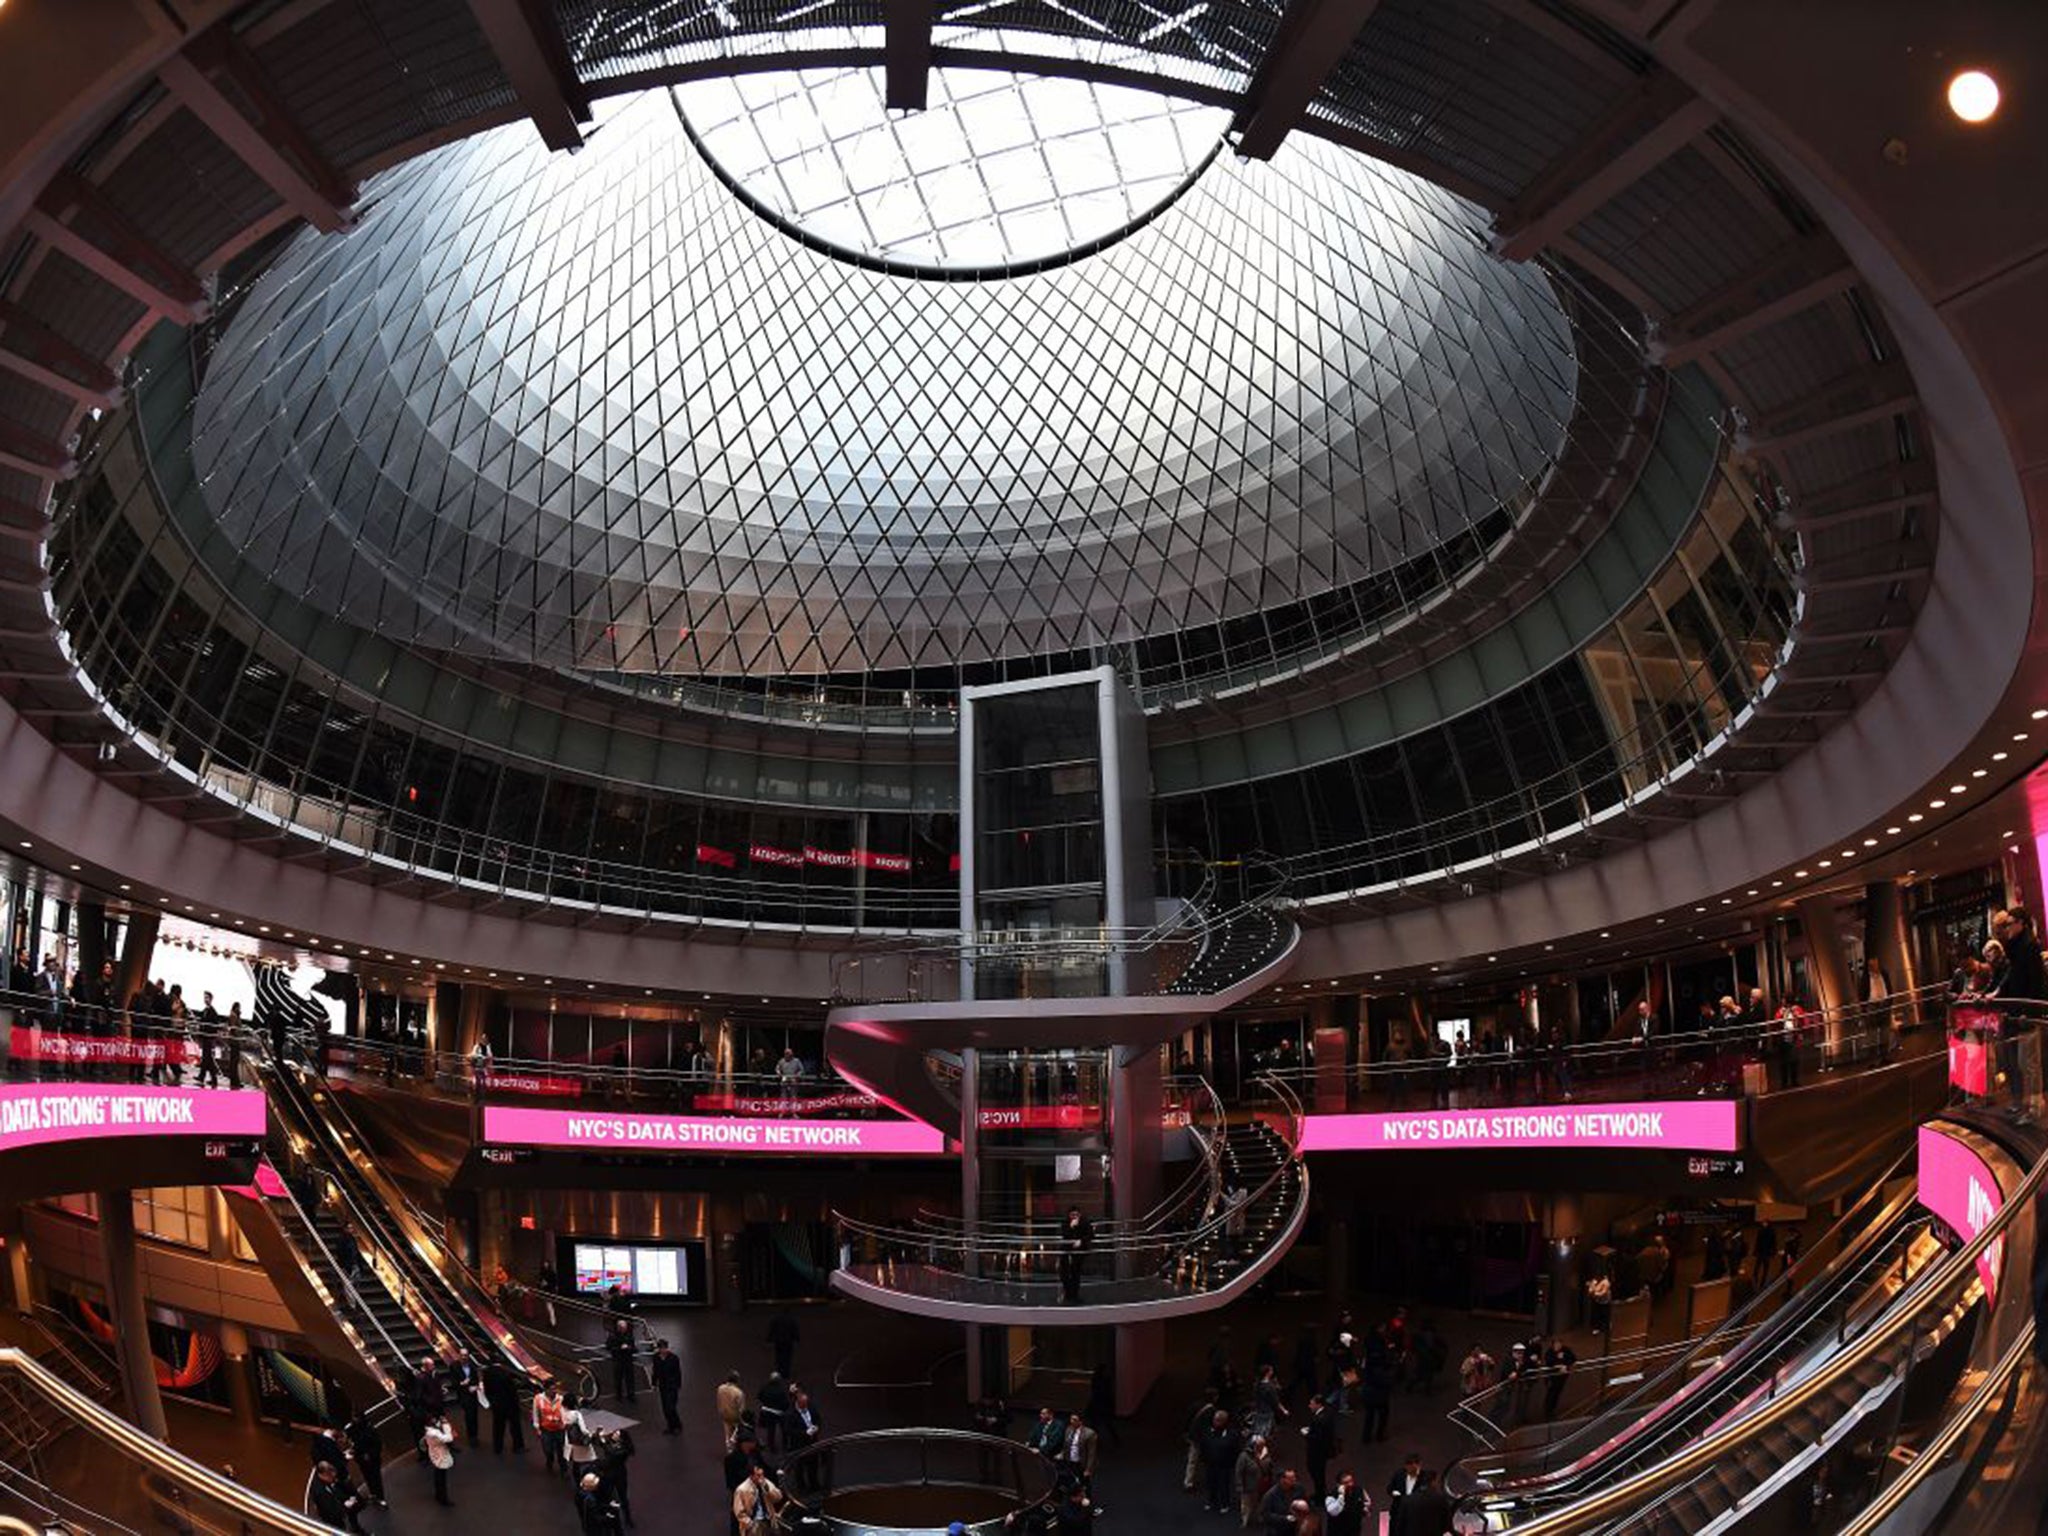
left=561, top=1238, right=709, bottom=1303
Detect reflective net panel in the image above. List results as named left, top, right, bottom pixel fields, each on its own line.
left=190, top=83, right=1576, bottom=680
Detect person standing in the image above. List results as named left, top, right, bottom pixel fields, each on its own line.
left=1403, top=1471, right=1453, bottom=1536
left=786, top=1386, right=822, bottom=1451
left=534, top=1379, right=570, bottom=1476
left=310, top=1461, right=364, bottom=1532
left=482, top=1355, right=527, bottom=1453
left=1059, top=1207, right=1095, bottom=1304
left=577, top=1472, right=621, bottom=1536
left=1386, top=1453, right=1423, bottom=1536
left=1062, top=1412, right=1100, bottom=1503
left=1542, top=1338, right=1577, bottom=1421
left=422, top=1411, right=457, bottom=1507
left=595, top=1426, right=637, bottom=1528
left=1027, top=1405, right=1064, bottom=1462
left=564, top=1393, right=601, bottom=1483
left=732, top=1464, right=785, bottom=1536
left=756, top=1372, right=791, bottom=1452
left=1323, top=1473, right=1368, bottom=1536
left=449, top=1351, right=484, bottom=1446
left=1302, top=1394, right=1337, bottom=1500
left=1198, top=1408, right=1242, bottom=1516
left=1233, top=1433, right=1270, bottom=1528
left=345, top=1411, right=386, bottom=1508
left=651, top=1339, right=682, bottom=1435
left=767, top=1309, right=801, bottom=1379
left=607, top=1319, right=638, bottom=1402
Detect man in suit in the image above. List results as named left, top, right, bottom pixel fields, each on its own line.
left=482, top=1354, right=527, bottom=1453
left=1402, top=1470, right=1454, bottom=1536
left=310, top=1460, right=365, bottom=1532
left=450, top=1350, right=485, bottom=1445
left=1302, top=1393, right=1337, bottom=1500
left=1386, top=1452, right=1424, bottom=1536
left=308, top=1423, right=350, bottom=1479
left=1027, top=1406, right=1064, bottom=1461
left=1061, top=1412, right=1098, bottom=1494
left=786, top=1386, right=822, bottom=1450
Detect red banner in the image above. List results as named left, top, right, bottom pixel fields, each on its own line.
left=749, top=843, right=805, bottom=868
left=1949, top=1035, right=1990, bottom=1096
left=482, top=1070, right=585, bottom=1098
left=857, top=850, right=911, bottom=874
left=695, top=843, right=737, bottom=869
left=977, top=1103, right=1101, bottom=1130
left=692, top=1090, right=880, bottom=1116
left=10, top=1030, right=197, bottom=1066
left=1951, top=1005, right=2005, bottom=1036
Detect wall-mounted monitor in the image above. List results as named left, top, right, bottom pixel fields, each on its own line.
left=559, top=1237, right=711, bottom=1305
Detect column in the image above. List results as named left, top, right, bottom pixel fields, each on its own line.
left=114, top=910, right=159, bottom=1022
left=1109, top=1044, right=1165, bottom=1411
left=96, top=1191, right=168, bottom=1438
left=1796, top=895, right=1856, bottom=1065
left=217, top=1318, right=260, bottom=1430
left=5, top=1223, right=34, bottom=1311
left=1863, top=881, right=1916, bottom=1002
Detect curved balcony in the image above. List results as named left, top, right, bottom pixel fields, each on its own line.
left=830, top=1078, right=1308, bottom=1324
left=825, top=863, right=1300, bottom=1131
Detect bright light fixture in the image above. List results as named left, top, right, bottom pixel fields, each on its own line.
left=1948, top=70, right=2001, bottom=123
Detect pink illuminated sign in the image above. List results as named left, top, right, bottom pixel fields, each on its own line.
left=1297, top=1099, right=1741, bottom=1154
left=1917, top=1125, right=2005, bottom=1298
left=483, top=1105, right=947, bottom=1156
left=0, top=1085, right=266, bottom=1155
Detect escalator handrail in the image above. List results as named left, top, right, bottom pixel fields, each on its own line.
left=268, top=1060, right=505, bottom=1370
left=261, top=1148, right=420, bottom=1382
left=1833, top=1317, right=2036, bottom=1536
left=1512, top=1128, right=2048, bottom=1534
left=0, top=1346, right=330, bottom=1534
left=1467, top=1142, right=1921, bottom=1482
left=303, top=1067, right=659, bottom=1353
left=1508, top=1210, right=1938, bottom=1514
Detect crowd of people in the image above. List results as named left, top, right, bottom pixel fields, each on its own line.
left=4, top=947, right=255, bottom=1085
left=1166, top=1312, right=1485, bottom=1536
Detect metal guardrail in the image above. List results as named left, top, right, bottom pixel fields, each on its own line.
left=775, top=1427, right=1060, bottom=1536
left=0, top=1347, right=330, bottom=1535
left=833, top=1074, right=1305, bottom=1298
left=1508, top=1114, right=2048, bottom=1533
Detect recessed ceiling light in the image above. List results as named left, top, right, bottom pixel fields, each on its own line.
left=2016, top=733, right=2032, bottom=742
left=1908, top=814, right=1923, bottom=823
left=1720, top=898, right=1732, bottom=905
left=1949, top=784, right=1967, bottom=794
left=1947, top=69, right=2001, bottom=123
left=119, top=884, right=130, bottom=891
left=68, top=864, right=80, bottom=872
left=1993, top=752, right=2009, bottom=762
left=1862, top=838, right=1877, bottom=847
left=1771, top=880, right=1782, bottom=888
left=1599, top=931, right=1610, bottom=938
left=16, top=841, right=28, bottom=849
left=2032, top=708, right=2047, bottom=720
left=1486, top=954, right=1497, bottom=962
left=1746, top=889, right=1758, bottom=896
left=1929, top=799, right=1946, bottom=809
left=1819, top=860, right=1832, bottom=868
left=1971, top=769, right=1987, bottom=778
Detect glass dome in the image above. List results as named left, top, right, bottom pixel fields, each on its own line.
left=675, top=66, right=1230, bottom=274
left=189, top=84, right=1577, bottom=680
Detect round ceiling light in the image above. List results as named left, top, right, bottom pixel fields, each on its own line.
left=1947, top=70, right=2001, bottom=124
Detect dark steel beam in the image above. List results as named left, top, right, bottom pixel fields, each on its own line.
left=1495, top=70, right=1716, bottom=261
left=159, top=26, right=357, bottom=234
left=884, top=0, right=935, bottom=110
left=465, top=0, right=592, bottom=152
left=1234, top=0, right=1383, bottom=162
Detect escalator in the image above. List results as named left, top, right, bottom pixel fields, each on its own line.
left=1456, top=1160, right=1924, bottom=1500
left=259, top=1055, right=535, bottom=1383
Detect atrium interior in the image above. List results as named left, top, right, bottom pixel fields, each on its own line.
left=0, top=2, right=2045, bottom=1534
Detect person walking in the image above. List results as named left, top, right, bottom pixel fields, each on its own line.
left=422, top=1411, right=457, bottom=1507
left=1234, top=1435, right=1271, bottom=1528
left=651, top=1338, right=683, bottom=1435
left=595, top=1425, right=637, bottom=1528
left=717, top=1369, right=747, bottom=1449
left=449, top=1350, right=484, bottom=1446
